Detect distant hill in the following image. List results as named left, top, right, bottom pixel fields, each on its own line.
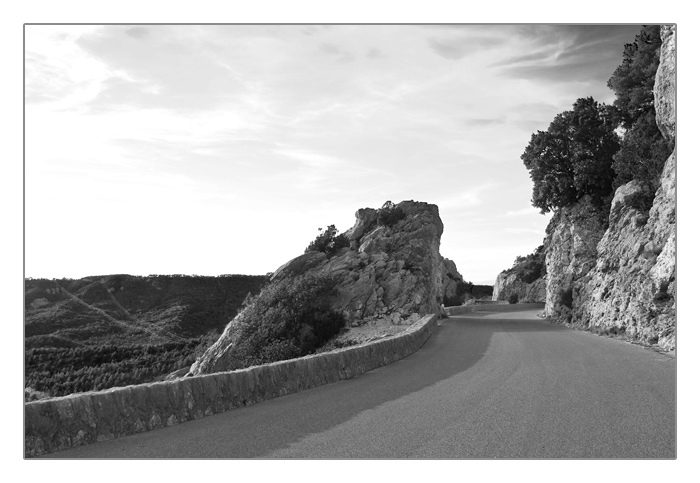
left=24, top=274, right=267, bottom=399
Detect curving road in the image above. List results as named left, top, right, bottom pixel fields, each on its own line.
left=44, top=308, right=676, bottom=458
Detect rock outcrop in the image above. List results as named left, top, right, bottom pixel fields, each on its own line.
left=544, top=196, right=607, bottom=320
left=492, top=244, right=547, bottom=303
left=191, top=200, right=460, bottom=375
left=271, top=200, right=447, bottom=325
left=654, top=25, right=676, bottom=142
left=545, top=25, right=676, bottom=350
left=441, top=257, right=466, bottom=302
left=492, top=272, right=547, bottom=304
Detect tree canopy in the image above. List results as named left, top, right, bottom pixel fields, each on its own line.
left=607, top=25, right=673, bottom=201
left=607, top=25, right=663, bottom=129
left=521, top=97, right=620, bottom=213
left=522, top=25, right=672, bottom=215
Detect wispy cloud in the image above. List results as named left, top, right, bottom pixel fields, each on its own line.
left=463, top=117, right=506, bottom=127
left=25, top=24, right=642, bottom=282
left=505, top=207, right=540, bottom=217
left=427, top=34, right=507, bottom=60
left=319, top=42, right=355, bottom=62
left=272, top=148, right=342, bottom=169
left=434, top=183, right=499, bottom=211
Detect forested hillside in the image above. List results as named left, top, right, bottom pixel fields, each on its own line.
left=25, top=274, right=267, bottom=399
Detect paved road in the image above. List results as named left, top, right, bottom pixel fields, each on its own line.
left=45, top=309, right=676, bottom=458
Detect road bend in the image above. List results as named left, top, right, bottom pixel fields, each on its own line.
left=43, top=308, right=676, bottom=459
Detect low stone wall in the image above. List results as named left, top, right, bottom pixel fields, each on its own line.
left=444, top=302, right=545, bottom=316
left=443, top=305, right=480, bottom=316
left=25, top=313, right=438, bottom=457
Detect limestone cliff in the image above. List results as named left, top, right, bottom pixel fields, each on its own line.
left=441, top=257, right=467, bottom=304
left=271, top=200, right=447, bottom=324
left=544, top=196, right=606, bottom=320
left=191, top=200, right=458, bottom=375
left=493, top=272, right=547, bottom=304
left=546, top=25, right=676, bottom=350
left=493, top=244, right=547, bottom=303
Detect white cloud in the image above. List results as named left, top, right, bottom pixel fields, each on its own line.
left=24, top=24, right=636, bottom=282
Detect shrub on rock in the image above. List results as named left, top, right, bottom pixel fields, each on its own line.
left=216, top=273, right=346, bottom=369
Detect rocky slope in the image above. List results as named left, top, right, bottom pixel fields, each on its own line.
left=545, top=25, right=676, bottom=350
left=191, top=200, right=462, bottom=375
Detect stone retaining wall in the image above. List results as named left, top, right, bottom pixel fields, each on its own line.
left=444, top=302, right=545, bottom=316
left=25, top=313, right=438, bottom=457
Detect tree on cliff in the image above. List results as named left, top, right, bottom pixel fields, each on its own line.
left=607, top=25, right=674, bottom=206
left=521, top=97, right=620, bottom=213
left=608, top=25, right=661, bottom=129
left=305, top=225, right=350, bottom=256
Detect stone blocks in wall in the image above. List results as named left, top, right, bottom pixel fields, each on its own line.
left=25, top=313, right=438, bottom=457
left=444, top=302, right=543, bottom=317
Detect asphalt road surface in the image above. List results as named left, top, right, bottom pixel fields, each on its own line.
left=44, top=309, right=676, bottom=459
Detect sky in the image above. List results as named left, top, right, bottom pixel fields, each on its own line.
left=24, top=23, right=646, bottom=284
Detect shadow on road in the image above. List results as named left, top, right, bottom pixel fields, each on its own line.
left=239, top=311, right=569, bottom=457
left=452, top=314, right=570, bottom=333
left=48, top=311, right=558, bottom=458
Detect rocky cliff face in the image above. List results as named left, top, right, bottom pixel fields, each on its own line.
left=441, top=257, right=466, bottom=302
left=544, top=196, right=607, bottom=320
left=492, top=244, right=547, bottom=303
left=191, top=200, right=460, bottom=374
left=546, top=25, right=676, bottom=350
left=492, top=272, right=547, bottom=303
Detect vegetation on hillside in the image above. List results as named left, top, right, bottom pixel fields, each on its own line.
left=502, top=244, right=547, bottom=284
left=443, top=280, right=494, bottom=307
left=24, top=338, right=216, bottom=400
left=304, top=201, right=407, bottom=257
left=210, top=273, right=346, bottom=369
left=24, top=274, right=266, bottom=399
left=305, top=225, right=350, bottom=256
left=607, top=25, right=674, bottom=210
left=377, top=201, right=407, bottom=227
